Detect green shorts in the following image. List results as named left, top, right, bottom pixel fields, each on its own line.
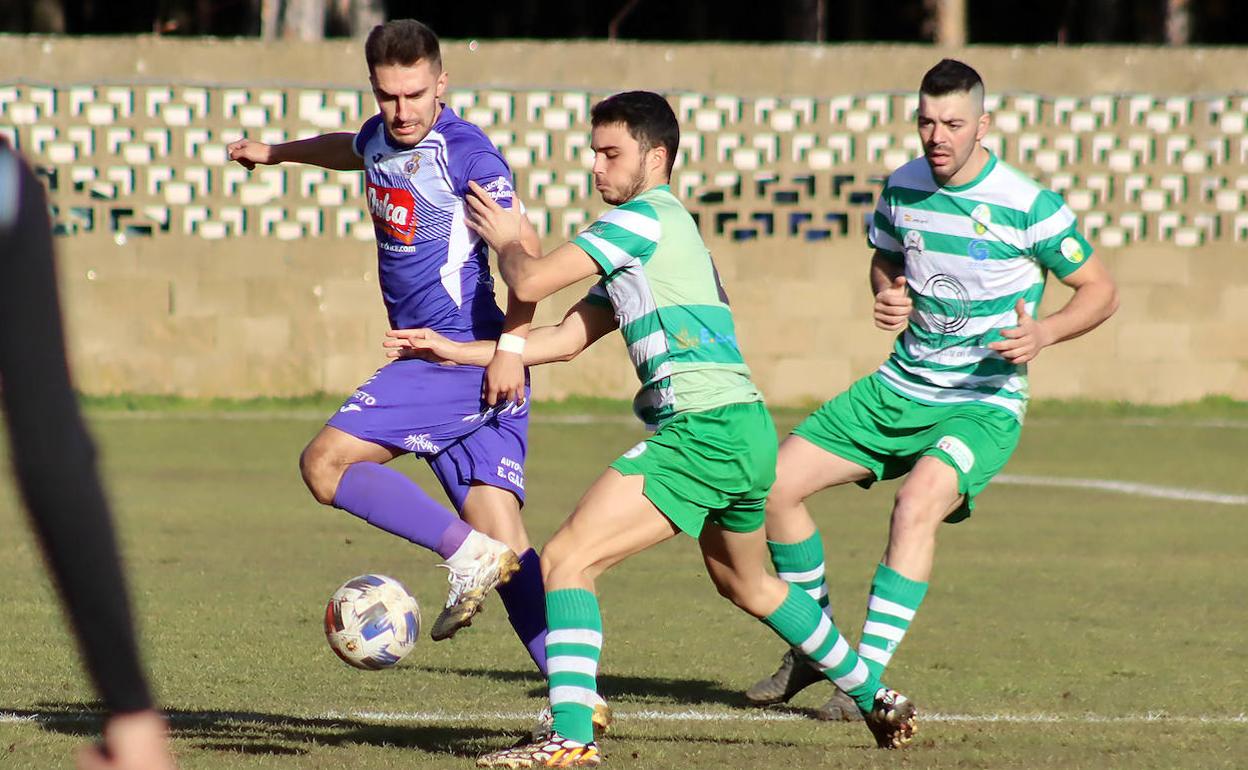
left=611, top=401, right=778, bottom=537
left=792, top=374, right=1021, bottom=522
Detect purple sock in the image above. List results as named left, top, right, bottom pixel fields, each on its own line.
left=332, top=462, right=472, bottom=559
left=497, top=548, right=549, bottom=676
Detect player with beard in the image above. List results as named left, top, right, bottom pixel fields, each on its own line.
left=388, top=90, right=919, bottom=765
left=741, top=58, right=1119, bottom=726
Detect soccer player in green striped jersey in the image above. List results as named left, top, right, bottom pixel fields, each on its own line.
left=745, top=59, right=1120, bottom=721
left=387, top=91, right=917, bottom=764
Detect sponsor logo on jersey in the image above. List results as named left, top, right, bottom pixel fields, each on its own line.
left=971, top=203, right=992, bottom=235
left=1060, top=236, right=1085, bottom=264
left=479, top=175, right=515, bottom=203
left=968, top=239, right=991, bottom=261
left=920, top=273, right=972, bottom=335
left=496, top=456, right=525, bottom=489
left=366, top=182, right=418, bottom=244
left=622, top=441, right=648, bottom=459
left=403, top=433, right=440, bottom=454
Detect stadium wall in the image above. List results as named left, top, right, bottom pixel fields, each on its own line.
left=4, top=36, right=1246, bottom=404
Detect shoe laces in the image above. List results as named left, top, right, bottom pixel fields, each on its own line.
left=438, top=561, right=482, bottom=607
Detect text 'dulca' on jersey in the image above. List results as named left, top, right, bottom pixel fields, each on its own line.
left=868, top=151, right=1093, bottom=421
left=353, top=105, right=517, bottom=342
left=572, top=184, right=763, bottom=430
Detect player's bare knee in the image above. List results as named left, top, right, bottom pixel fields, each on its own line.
left=712, top=573, right=773, bottom=617
left=889, top=490, right=944, bottom=541
left=299, top=444, right=341, bottom=506
left=540, top=538, right=586, bottom=584
left=765, top=479, right=805, bottom=518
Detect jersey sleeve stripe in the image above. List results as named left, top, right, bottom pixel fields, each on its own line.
left=1024, top=206, right=1076, bottom=247
left=600, top=206, right=662, bottom=241
left=574, top=231, right=635, bottom=273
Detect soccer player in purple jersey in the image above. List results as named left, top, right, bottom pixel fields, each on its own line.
left=226, top=20, right=551, bottom=666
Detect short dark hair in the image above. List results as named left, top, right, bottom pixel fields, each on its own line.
left=365, top=19, right=442, bottom=75
left=590, top=91, right=680, bottom=177
left=920, top=58, right=983, bottom=97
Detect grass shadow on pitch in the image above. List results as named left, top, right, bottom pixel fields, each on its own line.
left=10, top=701, right=501, bottom=757
left=435, top=665, right=747, bottom=707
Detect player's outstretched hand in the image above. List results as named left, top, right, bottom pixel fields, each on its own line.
left=483, top=349, right=525, bottom=407
left=384, top=328, right=464, bottom=365
left=874, top=275, right=912, bottom=331
left=226, top=138, right=273, bottom=170
left=77, top=710, right=177, bottom=770
left=464, top=180, right=524, bottom=252
left=989, top=298, right=1052, bottom=364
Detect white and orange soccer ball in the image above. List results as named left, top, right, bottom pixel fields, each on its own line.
left=324, top=574, right=421, bottom=670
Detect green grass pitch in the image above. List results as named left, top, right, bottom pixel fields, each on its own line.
left=1, top=400, right=1245, bottom=769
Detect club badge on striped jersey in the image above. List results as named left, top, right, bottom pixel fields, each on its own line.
left=971, top=204, right=992, bottom=235
left=1060, top=236, right=1086, bottom=264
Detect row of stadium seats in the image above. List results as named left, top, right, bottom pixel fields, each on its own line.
left=47, top=196, right=1248, bottom=248
left=6, top=82, right=1246, bottom=246
left=8, top=122, right=1244, bottom=186
left=31, top=149, right=1248, bottom=219
left=6, top=84, right=1248, bottom=134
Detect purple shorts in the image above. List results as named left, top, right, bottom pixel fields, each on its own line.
left=326, top=358, right=529, bottom=507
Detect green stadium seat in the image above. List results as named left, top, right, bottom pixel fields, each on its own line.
left=1235, top=213, right=1248, bottom=241
left=485, top=91, right=515, bottom=122
left=449, top=91, right=477, bottom=115
left=524, top=130, right=551, bottom=161
left=299, top=90, right=347, bottom=129
left=677, top=171, right=706, bottom=199
left=164, top=181, right=193, bottom=205
left=1215, top=188, right=1244, bottom=212
left=523, top=206, right=549, bottom=238
left=556, top=207, right=589, bottom=239
left=520, top=91, right=548, bottom=121
left=562, top=131, right=592, bottom=163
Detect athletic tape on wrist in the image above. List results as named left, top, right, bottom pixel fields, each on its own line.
left=497, top=333, right=526, bottom=355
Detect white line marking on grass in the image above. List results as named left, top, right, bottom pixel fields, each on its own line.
left=996, top=474, right=1248, bottom=506
left=4, top=709, right=1245, bottom=727
left=322, top=709, right=1248, bottom=726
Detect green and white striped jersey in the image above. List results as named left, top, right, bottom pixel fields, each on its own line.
left=572, top=184, right=762, bottom=429
left=868, top=151, right=1092, bottom=421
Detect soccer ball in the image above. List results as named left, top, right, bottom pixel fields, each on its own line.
left=324, top=574, right=421, bottom=670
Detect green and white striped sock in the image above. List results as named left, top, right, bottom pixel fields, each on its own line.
left=546, top=588, right=602, bottom=744
left=762, top=583, right=880, bottom=712
left=857, top=563, right=928, bottom=680
left=768, top=532, right=834, bottom=619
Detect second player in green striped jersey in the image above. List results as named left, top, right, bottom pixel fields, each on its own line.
left=869, top=148, right=1093, bottom=420
left=742, top=59, right=1119, bottom=727
left=573, top=184, right=761, bottom=428
left=388, top=90, right=919, bottom=761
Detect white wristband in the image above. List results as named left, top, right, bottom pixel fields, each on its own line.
left=497, top=333, right=526, bottom=355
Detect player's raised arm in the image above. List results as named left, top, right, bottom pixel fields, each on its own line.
left=227, top=132, right=363, bottom=171
left=386, top=297, right=617, bottom=368
left=465, top=181, right=599, bottom=303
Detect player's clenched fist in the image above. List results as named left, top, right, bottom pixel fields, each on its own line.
left=226, top=138, right=273, bottom=170
left=874, top=275, right=912, bottom=331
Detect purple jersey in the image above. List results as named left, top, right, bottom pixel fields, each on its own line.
left=352, top=106, right=516, bottom=342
